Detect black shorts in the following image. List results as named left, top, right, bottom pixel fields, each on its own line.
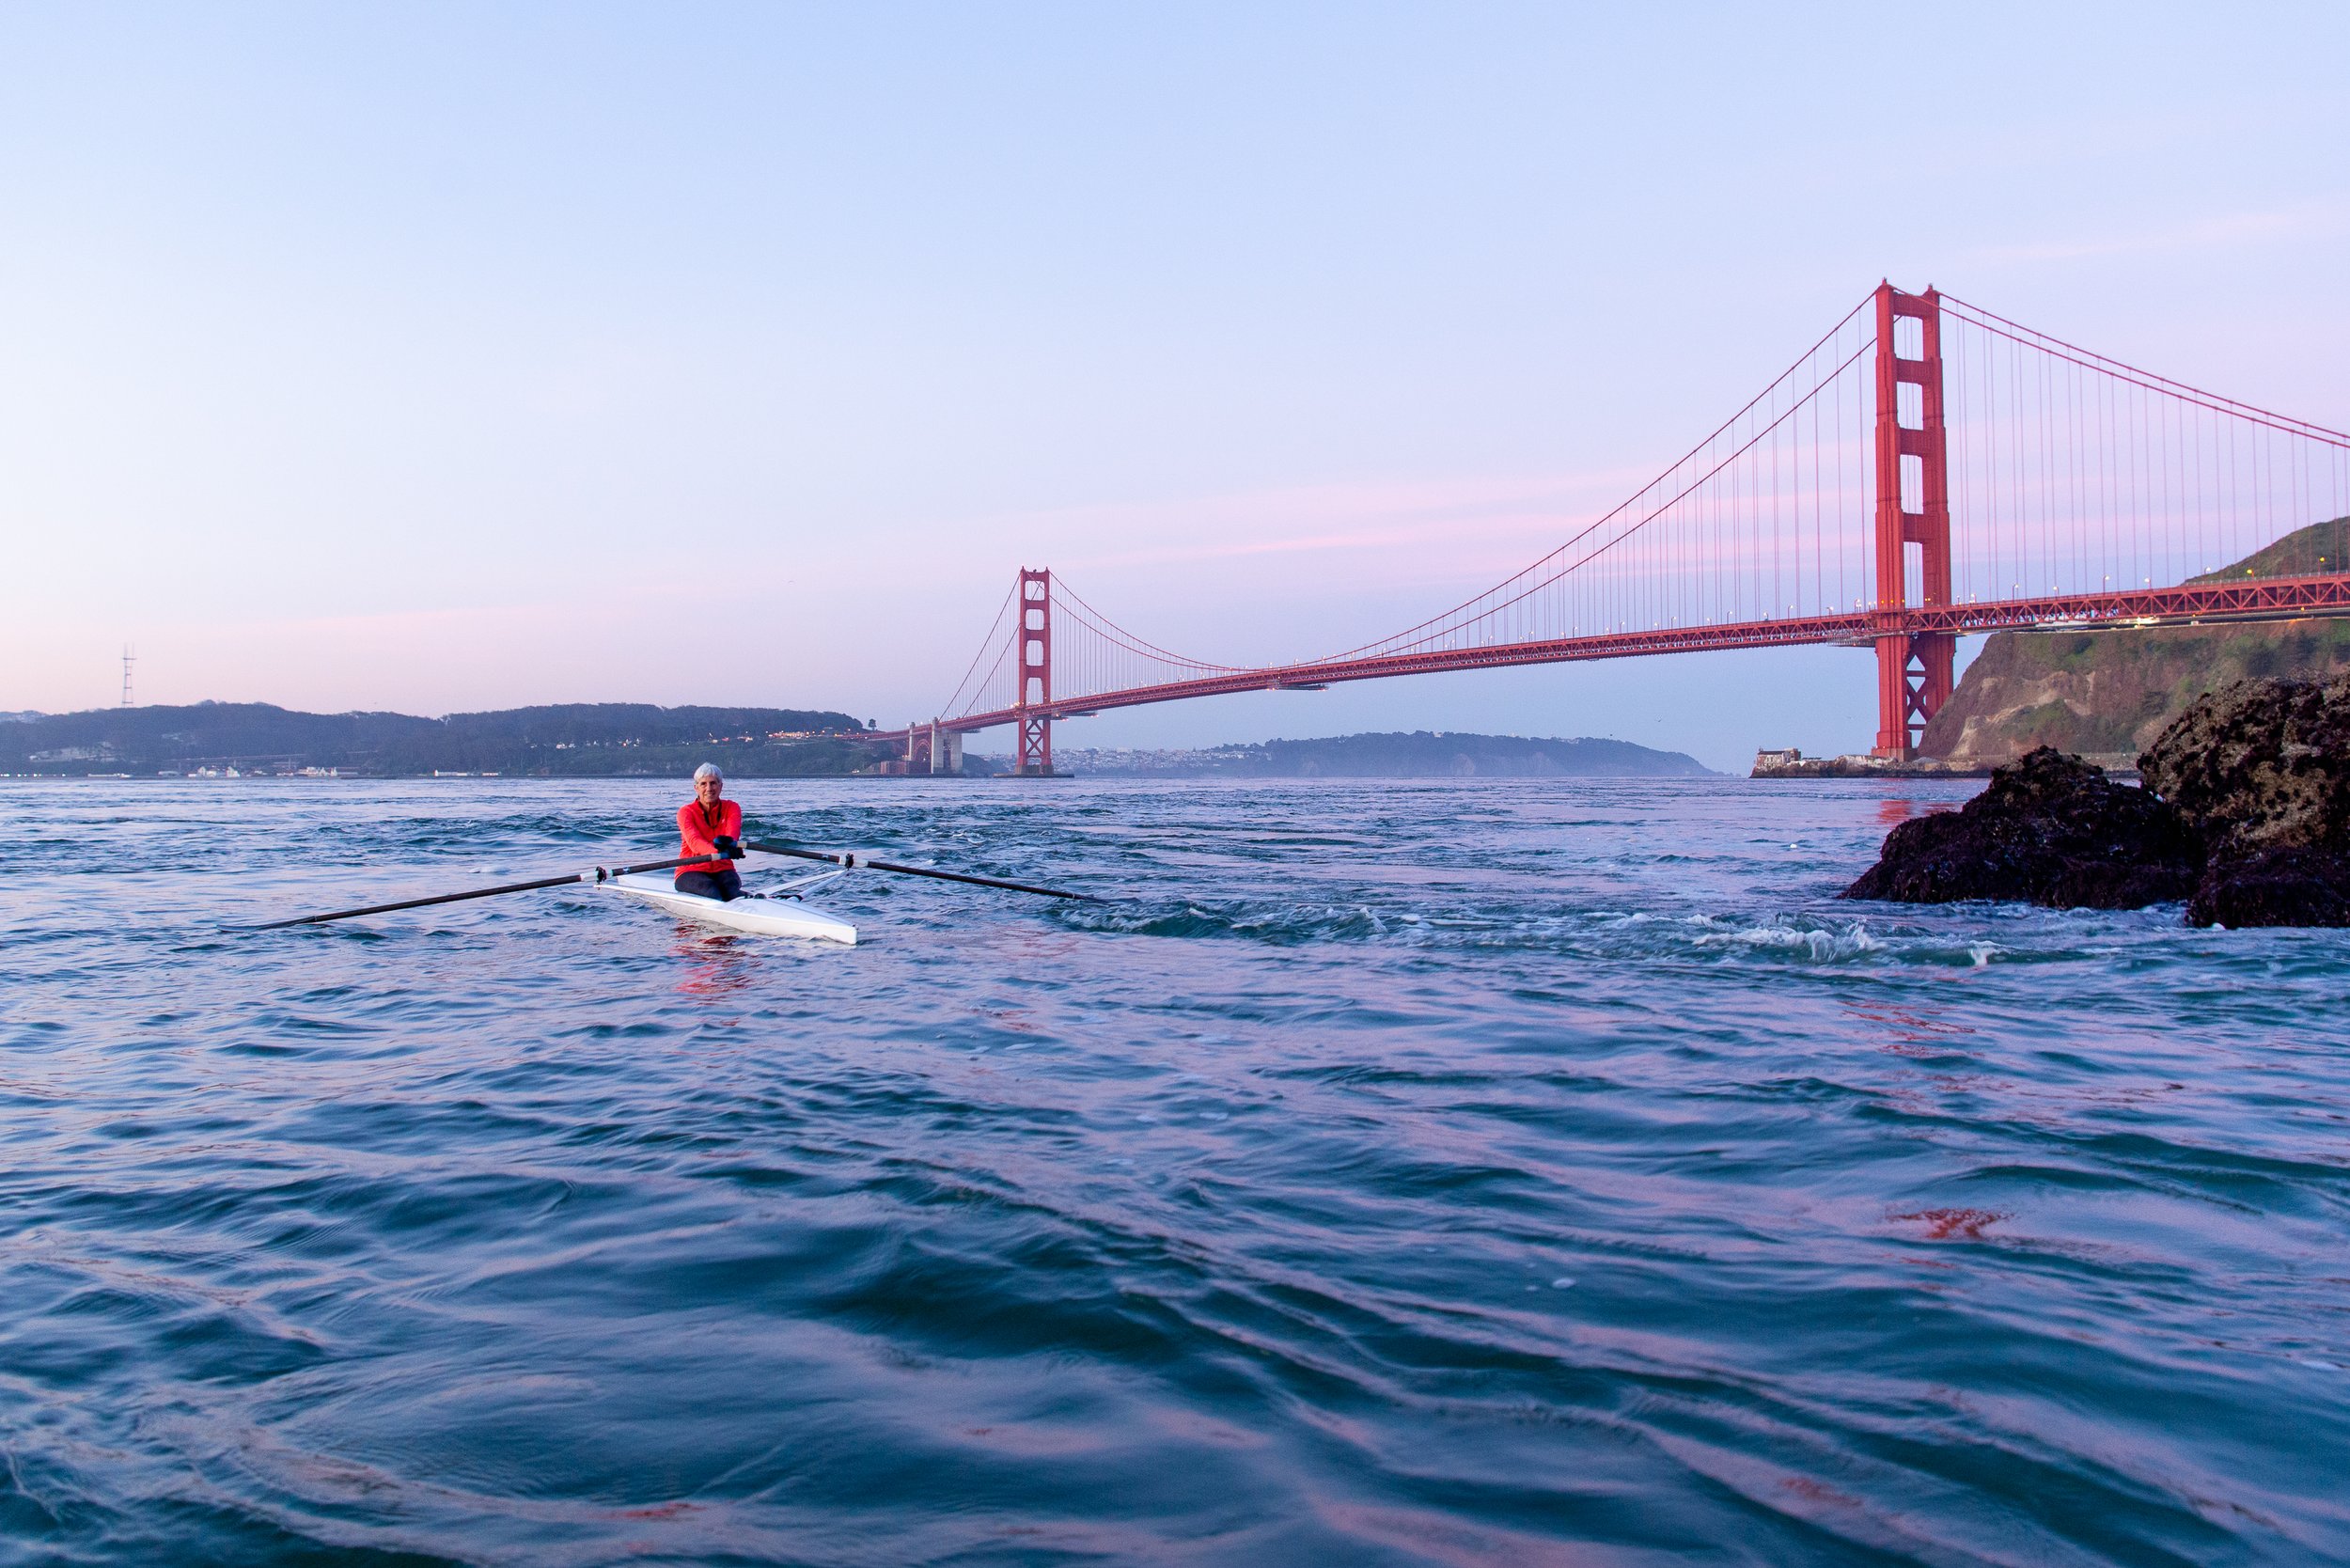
left=674, top=868, right=744, bottom=902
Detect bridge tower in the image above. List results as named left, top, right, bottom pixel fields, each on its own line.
left=1015, top=568, right=1054, bottom=775
left=1871, top=283, right=1953, bottom=758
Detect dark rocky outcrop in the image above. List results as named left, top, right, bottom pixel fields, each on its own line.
left=2186, top=844, right=2350, bottom=929
left=2138, top=674, right=2350, bottom=853
left=2139, top=673, right=2350, bottom=927
left=1844, top=674, right=2350, bottom=926
left=1841, top=747, right=2201, bottom=908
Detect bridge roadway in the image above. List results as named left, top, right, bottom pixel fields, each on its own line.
left=871, top=572, right=2350, bottom=746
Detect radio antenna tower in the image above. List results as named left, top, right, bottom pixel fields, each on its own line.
left=121, top=644, right=135, bottom=707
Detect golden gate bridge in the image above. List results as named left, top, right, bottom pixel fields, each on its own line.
left=878, top=283, right=2350, bottom=774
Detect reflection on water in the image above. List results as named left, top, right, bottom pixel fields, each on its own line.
left=1, top=774, right=2345, bottom=1565
left=1844, top=996, right=1982, bottom=1054
left=671, top=932, right=760, bottom=1000
left=1874, top=795, right=1961, bottom=826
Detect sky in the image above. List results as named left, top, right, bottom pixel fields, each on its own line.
left=3, top=2, right=2345, bottom=771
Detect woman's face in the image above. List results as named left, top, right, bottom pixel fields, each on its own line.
left=696, top=774, right=725, bottom=806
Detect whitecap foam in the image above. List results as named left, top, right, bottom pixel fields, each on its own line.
left=1691, top=920, right=1886, bottom=962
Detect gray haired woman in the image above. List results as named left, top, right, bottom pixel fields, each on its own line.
left=674, top=762, right=745, bottom=900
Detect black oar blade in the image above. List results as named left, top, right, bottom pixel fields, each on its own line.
left=242, top=854, right=727, bottom=932
left=743, top=839, right=1095, bottom=902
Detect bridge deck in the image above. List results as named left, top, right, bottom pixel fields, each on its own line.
left=875, top=573, right=2350, bottom=744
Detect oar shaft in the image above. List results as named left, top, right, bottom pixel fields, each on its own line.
left=744, top=839, right=1093, bottom=901
left=610, top=853, right=728, bottom=879
left=248, top=854, right=724, bottom=930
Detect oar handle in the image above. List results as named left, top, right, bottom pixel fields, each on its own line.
left=743, top=839, right=1094, bottom=901
left=245, top=853, right=727, bottom=930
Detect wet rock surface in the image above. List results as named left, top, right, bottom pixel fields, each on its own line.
left=1846, top=674, right=2350, bottom=926
left=2142, top=673, right=2350, bottom=927
left=2138, top=674, right=2350, bottom=852
left=2187, top=843, right=2350, bottom=929
left=1841, top=747, right=2201, bottom=908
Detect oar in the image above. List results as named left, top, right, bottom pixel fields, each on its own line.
left=744, top=839, right=1095, bottom=902
left=244, top=853, right=727, bottom=931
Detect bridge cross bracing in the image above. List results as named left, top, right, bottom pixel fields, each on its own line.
left=885, top=282, right=2350, bottom=774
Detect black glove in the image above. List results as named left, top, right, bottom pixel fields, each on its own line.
left=713, top=835, right=744, bottom=859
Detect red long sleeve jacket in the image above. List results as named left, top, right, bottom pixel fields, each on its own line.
left=676, top=798, right=742, bottom=881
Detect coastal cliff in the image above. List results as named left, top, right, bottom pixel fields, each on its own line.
left=1919, top=518, right=2350, bottom=766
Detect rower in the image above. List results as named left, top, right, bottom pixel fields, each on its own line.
left=676, top=762, right=746, bottom=901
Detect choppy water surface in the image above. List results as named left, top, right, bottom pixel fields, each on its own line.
left=2, top=776, right=2346, bottom=1565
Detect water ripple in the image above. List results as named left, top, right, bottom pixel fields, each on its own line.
left=2, top=776, right=2346, bottom=1563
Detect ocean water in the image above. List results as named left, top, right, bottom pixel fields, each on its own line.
left=2, top=776, right=2345, bottom=1566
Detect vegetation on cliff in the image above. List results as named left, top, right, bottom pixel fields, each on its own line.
left=1920, top=517, right=2350, bottom=764
left=2186, top=515, right=2350, bottom=585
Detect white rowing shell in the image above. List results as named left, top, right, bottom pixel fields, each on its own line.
left=604, top=873, right=857, bottom=946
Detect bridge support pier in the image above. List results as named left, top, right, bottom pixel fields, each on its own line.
left=1874, top=629, right=1953, bottom=759
left=1014, top=568, right=1056, bottom=776
left=1871, top=282, right=1954, bottom=759
left=929, top=722, right=964, bottom=776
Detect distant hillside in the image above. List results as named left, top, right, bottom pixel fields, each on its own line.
left=0, top=701, right=887, bottom=777
left=1062, top=730, right=1716, bottom=778
left=1924, top=517, right=2350, bottom=764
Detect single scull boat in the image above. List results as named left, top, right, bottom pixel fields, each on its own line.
left=603, top=870, right=857, bottom=946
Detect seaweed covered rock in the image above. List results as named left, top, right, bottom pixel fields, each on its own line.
left=2139, top=673, right=2350, bottom=852
left=2140, top=674, right=2350, bottom=927
left=1841, top=746, right=2201, bottom=908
